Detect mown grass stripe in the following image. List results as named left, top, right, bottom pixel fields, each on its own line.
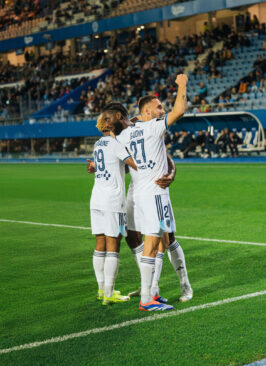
left=0, top=290, right=265, bottom=355
left=1, top=219, right=266, bottom=247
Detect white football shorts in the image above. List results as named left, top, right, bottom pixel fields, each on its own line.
left=135, top=193, right=176, bottom=237
left=90, top=209, right=127, bottom=237
left=126, top=184, right=142, bottom=233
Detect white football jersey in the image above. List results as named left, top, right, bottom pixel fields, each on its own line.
left=116, top=116, right=168, bottom=195
left=90, top=136, right=131, bottom=212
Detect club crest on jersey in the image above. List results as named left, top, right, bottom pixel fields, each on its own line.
left=147, top=160, right=156, bottom=169
left=103, top=170, right=111, bottom=180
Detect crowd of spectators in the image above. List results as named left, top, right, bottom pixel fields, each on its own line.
left=0, top=0, right=41, bottom=33
left=0, top=0, right=122, bottom=37
left=165, top=128, right=243, bottom=159
left=0, top=19, right=265, bottom=122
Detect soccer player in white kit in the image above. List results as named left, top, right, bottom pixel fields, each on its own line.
left=90, top=115, right=137, bottom=305
left=103, top=74, right=189, bottom=311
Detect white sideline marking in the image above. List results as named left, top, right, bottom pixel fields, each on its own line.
left=0, top=290, right=265, bottom=354
left=0, top=219, right=266, bottom=247
left=174, top=235, right=266, bottom=247
left=244, top=359, right=266, bottom=366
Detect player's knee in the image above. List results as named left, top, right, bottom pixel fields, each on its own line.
left=169, top=232, right=176, bottom=245
left=126, top=230, right=142, bottom=249
left=95, top=234, right=106, bottom=251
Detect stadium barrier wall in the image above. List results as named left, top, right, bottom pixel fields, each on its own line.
left=0, top=111, right=265, bottom=140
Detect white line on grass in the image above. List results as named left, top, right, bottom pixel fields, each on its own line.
left=1, top=218, right=266, bottom=247
left=174, top=235, right=266, bottom=247
left=0, top=290, right=265, bottom=354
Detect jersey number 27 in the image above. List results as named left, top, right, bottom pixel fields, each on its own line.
left=129, top=139, right=146, bottom=164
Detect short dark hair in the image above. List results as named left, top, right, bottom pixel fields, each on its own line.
left=138, top=95, right=157, bottom=113
left=103, top=102, right=128, bottom=118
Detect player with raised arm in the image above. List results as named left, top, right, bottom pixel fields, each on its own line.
left=90, top=115, right=137, bottom=305
left=137, top=94, right=193, bottom=303
left=102, top=74, right=189, bottom=311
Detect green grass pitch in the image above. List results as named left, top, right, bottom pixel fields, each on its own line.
left=0, top=163, right=266, bottom=366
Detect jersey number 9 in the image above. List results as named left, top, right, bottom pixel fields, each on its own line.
left=94, top=149, right=105, bottom=172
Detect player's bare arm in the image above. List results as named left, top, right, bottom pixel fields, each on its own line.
left=167, top=74, right=188, bottom=126
left=87, top=158, right=95, bottom=174
left=125, top=157, right=137, bottom=171
left=155, top=152, right=177, bottom=189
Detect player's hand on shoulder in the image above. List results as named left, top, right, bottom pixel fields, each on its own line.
left=155, top=174, right=174, bottom=189
left=87, top=159, right=95, bottom=174
left=175, top=74, right=188, bottom=86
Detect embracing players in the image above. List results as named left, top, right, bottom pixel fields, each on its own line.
left=101, top=74, right=192, bottom=311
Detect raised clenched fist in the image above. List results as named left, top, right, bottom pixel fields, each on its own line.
left=175, top=74, right=188, bottom=86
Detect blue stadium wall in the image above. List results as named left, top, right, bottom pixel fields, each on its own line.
left=0, top=111, right=265, bottom=140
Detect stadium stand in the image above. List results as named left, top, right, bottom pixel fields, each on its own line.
left=0, top=0, right=265, bottom=159
left=110, top=0, right=189, bottom=17
left=0, top=20, right=265, bottom=126
left=0, top=0, right=123, bottom=40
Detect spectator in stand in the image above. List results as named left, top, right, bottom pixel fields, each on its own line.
left=244, top=11, right=252, bottom=32
left=224, top=95, right=232, bottom=109
left=259, top=77, right=265, bottom=92
left=252, top=14, right=260, bottom=29
left=253, top=54, right=266, bottom=73
left=238, top=81, right=248, bottom=94
left=191, top=95, right=201, bottom=113
left=198, top=82, right=207, bottom=99
left=228, top=131, right=242, bottom=157
left=218, top=95, right=225, bottom=111
left=217, top=129, right=229, bottom=157
left=54, top=105, right=68, bottom=122
left=202, top=131, right=219, bottom=158
left=222, top=46, right=233, bottom=60
left=251, top=80, right=259, bottom=92
left=97, top=78, right=106, bottom=91
left=199, top=99, right=210, bottom=113
left=230, top=87, right=239, bottom=103
left=182, top=130, right=205, bottom=158
left=170, top=130, right=193, bottom=157
left=172, top=131, right=181, bottom=145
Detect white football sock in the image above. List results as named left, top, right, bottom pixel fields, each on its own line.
left=140, top=256, right=155, bottom=303
left=151, top=252, right=164, bottom=297
left=131, top=242, right=144, bottom=270
left=93, top=250, right=106, bottom=291
left=167, top=241, right=191, bottom=288
left=104, top=252, right=120, bottom=298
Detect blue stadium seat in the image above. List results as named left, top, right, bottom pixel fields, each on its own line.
left=241, top=128, right=247, bottom=141
left=249, top=92, right=256, bottom=100
left=249, top=128, right=257, bottom=145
